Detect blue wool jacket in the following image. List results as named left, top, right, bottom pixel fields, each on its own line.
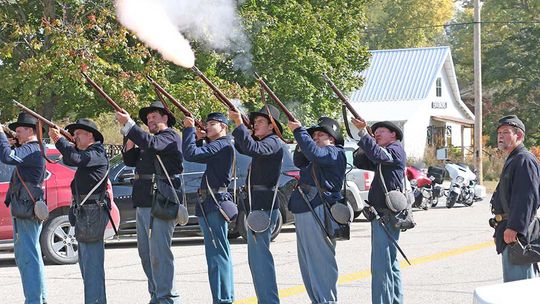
left=55, top=139, right=109, bottom=200
left=354, top=135, right=407, bottom=212
left=182, top=127, right=234, bottom=216
left=288, top=127, right=346, bottom=214
left=0, top=133, right=45, bottom=206
left=232, top=124, right=284, bottom=211
left=491, top=144, right=540, bottom=253
left=122, top=125, right=183, bottom=208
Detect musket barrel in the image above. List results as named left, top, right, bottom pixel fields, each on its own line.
left=322, top=73, right=362, bottom=119
left=146, top=76, right=206, bottom=130
left=11, top=100, right=74, bottom=142
left=81, top=72, right=123, bottom=112
left=255, top=73, right=297, bottom=122
left=322, top=73, right=374, bottom=136
left=192, top=66, right=251, bottom=126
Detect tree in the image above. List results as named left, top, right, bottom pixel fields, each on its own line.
left=364, top=0, right=455, bottom=49
left=0, top=0, right=371, bottom=139
left=446, top=0, right=540, bottom=146
left=229, top=0, right=371, bottom=124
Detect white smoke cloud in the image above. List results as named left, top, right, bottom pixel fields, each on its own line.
left=115, top=0, right=251, bottom=70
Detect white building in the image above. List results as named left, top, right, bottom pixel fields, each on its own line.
left=347, top=46, right=474, bottom=160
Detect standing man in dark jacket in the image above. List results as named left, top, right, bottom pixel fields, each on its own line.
left=352, top=118, right=406, bottom=304
left=115, top=101, right=182, bottom=304
left=228, top=105, right=284, bottom=304
left=49, top=118, right=110, bottom=304
left=0, top=113, right=47, bottom=304
left=182, top=112, right=235, bottom=303
left=491, top=115, right=540, bottom=282
left=287, top=117, right=346, bottom=303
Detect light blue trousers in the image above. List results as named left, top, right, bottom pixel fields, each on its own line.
left=246, top=209, right=280, bottom=304
left=199, top=211, right=235, bottom=304
left=13, top=217, right=47, bottom=304
left=136, top=207, right=180, bottom=304
left=78, top=240, right=107, bottom=304
left=371, top=219, right=403, bottom=304
left=294, top=205, right=338, bottom=304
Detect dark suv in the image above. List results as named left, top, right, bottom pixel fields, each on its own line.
left=109, top=144, right=299, bottom=241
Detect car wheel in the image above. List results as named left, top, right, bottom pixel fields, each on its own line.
left=237, top=209, right=284, bottom=242
left=40, top=215, right=78, bottom=265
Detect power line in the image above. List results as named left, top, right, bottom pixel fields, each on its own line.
left=364, top=20, right=540, bottom=33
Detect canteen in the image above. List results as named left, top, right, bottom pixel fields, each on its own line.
left=246, top=210, right=272, bottom=233
left=330, top=201, right=354, bottom=224
left=34, top=200, right=49, bottom=221
left=176, top=204, right=189, bottom=226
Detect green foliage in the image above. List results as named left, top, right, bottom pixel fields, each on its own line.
left=446, top=0, right=540, bottom=147
left=0, top=0, right=371, bottom=142
left=237, top=0, right=370, bottom=124
left=365, top=0, right=455, bottom=49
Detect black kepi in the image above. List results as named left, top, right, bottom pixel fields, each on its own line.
left=497, top=115, right=525, bottom=133
left=65, top=118, right=104, bottom=143
left=138, top=100, right=177, bottom=127
left=307, top=117, right=344, bottom=146
left=205, top=112, right=228, bottom=124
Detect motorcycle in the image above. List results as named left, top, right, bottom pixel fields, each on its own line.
left=407, top=165, right=445, bottom=210
left=444, top=161, right=482, bottom=208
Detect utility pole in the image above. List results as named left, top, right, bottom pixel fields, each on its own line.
left=474, top=0, right=483, bottom=184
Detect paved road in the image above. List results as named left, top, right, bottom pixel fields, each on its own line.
left=0, top=196, right=503, bottom=303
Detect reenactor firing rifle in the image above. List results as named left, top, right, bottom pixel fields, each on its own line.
left=322, top=73, right=374, bottom=137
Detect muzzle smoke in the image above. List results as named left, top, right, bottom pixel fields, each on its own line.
left=116, top=0, right=251, bottom=71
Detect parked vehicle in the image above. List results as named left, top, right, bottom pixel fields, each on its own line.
left=0, top=146, right=121, bottom=265
left=343, top=143, right=374, bottom=218
left=109, top=144, right=299, bottom=242
left=407, top=164, right=445, bottom=209
left=445, top=161, right=482, bottom=208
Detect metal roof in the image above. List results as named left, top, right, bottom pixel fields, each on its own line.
left=350, top=46, right=451, bottom=102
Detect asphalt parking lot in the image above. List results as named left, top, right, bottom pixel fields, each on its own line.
left=0, top=196, right=504, bottom=303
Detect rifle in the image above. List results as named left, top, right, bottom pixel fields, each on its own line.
left=145, top=76, right=206, bottom=130
left=1, top=123, right=17, bottom=140
left=11, top=100, right=74, bottom=143
left=322, top=73, right=374, bottom=137
left=81, top=72, right=124, bottom=113
left=191, top=66, right=251, bottom=126
left=368, top=205, right=412, bottom=265
left=255, top=73, right=297, bottom=123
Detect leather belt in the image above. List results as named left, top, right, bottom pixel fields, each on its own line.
left=198, top=187, right=228, bottom=196
left=495, top=213, right=508, bottom=222
left=77, top=194, right=103, bottom=201
left=133, top=174, right=167, bottom=180
left=251, top=185, right=277, bottom=191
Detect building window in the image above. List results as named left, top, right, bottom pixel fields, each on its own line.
left=427, top=125, right=451, bottom=148
left=436, top=77, right=442, bottom=97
